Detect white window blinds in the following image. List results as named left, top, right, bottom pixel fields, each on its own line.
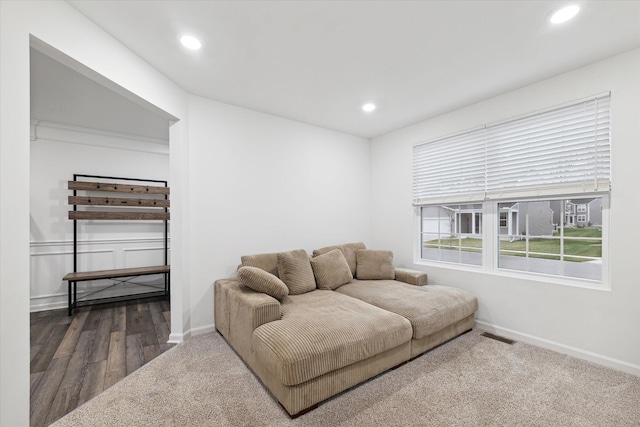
left=412, top=93, right=611, bottom=205
left=412, top=127, right=487, bottom=204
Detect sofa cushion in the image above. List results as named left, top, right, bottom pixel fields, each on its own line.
left=237, top=266, right=289, bottom=301
left=276, top=249, right=316, bottom=295
left=336, top=280, right=478, bottom=339
left=356, top=249, right=395, bottom=280
left=252, top=290, right=412, bottom=386
left=241, top=252, right=280, bottom=278
left=310, top=249, right=353, bottom=290
left=313, top=242, right=365, bottom=276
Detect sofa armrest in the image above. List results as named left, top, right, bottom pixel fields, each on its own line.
left=214, top=278, right=281, bottom=363
left=394, top=268, right=428, bottom=286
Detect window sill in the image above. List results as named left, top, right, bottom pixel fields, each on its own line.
left=413, top=258, right=611, bottom=292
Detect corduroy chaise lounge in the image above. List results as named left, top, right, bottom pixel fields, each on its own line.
left=214, top=242, right=478, bottom=417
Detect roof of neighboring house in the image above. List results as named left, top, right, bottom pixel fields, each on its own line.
left=500, top=202, right=519, bottom=210
left=567, top=198, right=596, bottom=204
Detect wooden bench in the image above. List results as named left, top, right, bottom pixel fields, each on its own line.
left=63, top=265, right=170, bottom=315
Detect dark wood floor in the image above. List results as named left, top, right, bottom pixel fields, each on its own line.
left=30, top=298, right=174, bottom=427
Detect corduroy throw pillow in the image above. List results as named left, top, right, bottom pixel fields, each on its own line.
left=312, top=242, right=366, bottom=276
left=310, top=249, right=353, bottom=290
left=240, top=252, right=279, bottom=278
left=237, top=266, right=289, bottom=300
left=356, top=249, right=395, bottom=280
left=276, top=249, right=317, bottom=295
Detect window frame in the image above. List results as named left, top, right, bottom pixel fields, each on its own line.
left=414, top=194, right=610, bottom=289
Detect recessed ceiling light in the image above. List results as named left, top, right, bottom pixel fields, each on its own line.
left=362, top=103, right=376, bottom=112
left=180, top=35, right=202, bottom=50
left=550, top=5, right=580, bottom=24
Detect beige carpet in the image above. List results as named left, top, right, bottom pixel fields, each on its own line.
left=52, top=329, right=640, bottom=426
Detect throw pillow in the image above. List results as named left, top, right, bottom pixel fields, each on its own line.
left=237, top=266, right=289, bottom=300
left=313, top=242, right=366, bottom=276
left=276, top=249, right=317, bottom=295
left=356, top=249, right=395, bottom=280
left=310, top=249, right=353, bottom=290
left=240, top=252, right=280, bottom=278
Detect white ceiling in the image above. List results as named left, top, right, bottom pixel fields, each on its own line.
left=67, top=0, right=640, bottom=138
left=31, top=48, right=170, bottom=141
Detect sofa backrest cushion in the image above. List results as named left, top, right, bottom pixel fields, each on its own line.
left=241, top=252, right=279, bottom=278
left=237, top=266, right=289, bottom=301
left=277, top=249, right=317, bottom=295
left=356, top=249, right=395, bottom=280
left=312, top=242, right=366, bottom=276
left=309, top=249, right=353, bottom=290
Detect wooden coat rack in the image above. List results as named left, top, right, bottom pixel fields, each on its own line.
left=63, top=174, right=170, bottom=315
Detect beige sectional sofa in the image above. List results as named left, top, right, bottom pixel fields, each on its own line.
left=214, top=242, right=478, bottom=417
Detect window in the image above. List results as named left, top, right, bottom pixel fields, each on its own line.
left=420, top=204, right=483, bottom=266
left=413, top=94, right=610, bottom=284
left=497, top=198, right=604, bottom=281
left=499, top=212, right=508, bottom=228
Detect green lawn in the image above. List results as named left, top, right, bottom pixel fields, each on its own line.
left=424, top=227, right=602, bottom=262
left=426, top=238, right=483, bottom=252
left=562, top=227, right=602, bottom=238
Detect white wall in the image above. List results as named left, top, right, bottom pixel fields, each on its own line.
left=370, top=49, right=640, bottom=374
left=29, top=122, right=169, bottom=311
left=1, top=2, right=188, bottom=425
left=186, top=95, right=372, bottom=334
left=2, top=2, right=371, bottom=424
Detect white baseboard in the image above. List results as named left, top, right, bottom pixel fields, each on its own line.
left=30, top=284, right=166, bottom=313
left=30, top=301, right=68, bottom=312
left=167, top=323, right=215, bottom=344
left=475, top=320, right=640, bottom=377
left=168, top=332, right=186, bottom=344
left=188, top=324, right=216, bottom=337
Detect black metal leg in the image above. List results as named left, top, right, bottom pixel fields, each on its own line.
left=68, top=281, right=72, bottom=316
